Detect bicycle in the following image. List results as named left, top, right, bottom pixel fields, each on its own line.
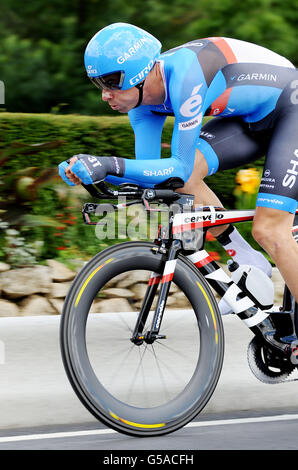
left=60, top=177, right=298, bottom=437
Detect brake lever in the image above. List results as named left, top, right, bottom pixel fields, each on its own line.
left=81, top=183, right=106, bottom=199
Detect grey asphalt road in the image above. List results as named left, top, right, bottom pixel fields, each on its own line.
left=0, top=313, right=298, bottom=451
left=0, top=410, right=298, bottom=450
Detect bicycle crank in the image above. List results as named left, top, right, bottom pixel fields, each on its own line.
left=247, top=336, right=298, bottom=384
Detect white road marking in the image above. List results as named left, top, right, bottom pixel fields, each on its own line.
left=0, top=414, right=298, bottom=443
left=0, top=428, right=115, bottom=443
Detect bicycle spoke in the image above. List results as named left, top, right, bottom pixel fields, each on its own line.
left=155, top=338, right=200, bottom=362
left=99, top=342, right=136, bottom=391
left=124, top=344, right=151, bottom=406
left=143, top=342, right=187, bottom=386
left=118, top=313, right=135, bottom=334
left=149, top=343, right=171, bottom=403
left=87, top=309, right=200, bottom=407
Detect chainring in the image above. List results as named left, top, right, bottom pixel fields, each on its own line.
left=247, top=336, right=296, bottom=384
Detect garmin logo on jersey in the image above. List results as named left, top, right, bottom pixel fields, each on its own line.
left=282, top=149, right=298, bottom=189
left=236, top=73, right=277, bottom=82
left=129, top=60, right=154, bottom=86
left=179, top=116, right=203, bottom=130
left=117, top=37, right=148, bottom=64
left=143, top=167, right=174, bottom=177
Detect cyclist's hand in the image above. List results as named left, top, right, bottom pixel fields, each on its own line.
left=58, top=154, right=111, bottom=186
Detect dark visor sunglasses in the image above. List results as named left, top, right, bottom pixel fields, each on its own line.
left=89, top=71, right=125, bottom=90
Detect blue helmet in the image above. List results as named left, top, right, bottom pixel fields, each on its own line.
left=84, top=23, right=162, bottom=91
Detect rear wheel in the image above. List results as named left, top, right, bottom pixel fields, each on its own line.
left=60, top=242, right=224, bottom=437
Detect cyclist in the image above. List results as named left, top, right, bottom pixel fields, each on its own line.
left=59, top=22, right=298, bottom=308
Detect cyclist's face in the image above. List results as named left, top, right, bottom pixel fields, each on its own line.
left=101, top=87, right=139, bottom=113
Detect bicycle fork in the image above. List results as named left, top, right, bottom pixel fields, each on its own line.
left=130, top=239, right=182, bottom=345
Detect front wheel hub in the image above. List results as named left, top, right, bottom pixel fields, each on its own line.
left=130, top=332, right=167, bottom=345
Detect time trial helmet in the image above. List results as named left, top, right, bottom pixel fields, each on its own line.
left=84, top=22, right=162, bottom=91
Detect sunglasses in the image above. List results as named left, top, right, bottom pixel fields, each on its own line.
left=89, top=71, right=125, bottom=90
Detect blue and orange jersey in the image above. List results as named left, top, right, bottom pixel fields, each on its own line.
left=106, top=37, right=295, bottom=187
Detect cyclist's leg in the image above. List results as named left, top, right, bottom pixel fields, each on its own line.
left=179, top=116, right=267, bottom=239
left=185, top=117, right=271, bottom=270
left=178, top=117, right=272, bottom=314
left=252, top=207, right=298, bottom=302
left=198, top=116, right=268, bottom=175
left=177, top=149, right=229, bottom=237
left=252, top=79, right=298, bottom=302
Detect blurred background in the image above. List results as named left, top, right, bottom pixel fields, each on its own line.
left=1, top=0, right=297, bottom=115
left=0, top=0, right=296, bottom=315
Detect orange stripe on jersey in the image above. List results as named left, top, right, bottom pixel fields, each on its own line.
left=207, top=37, right=237, bottom=64
left=208, top=87, right=233, bottom=116
left=206, top=38, right=237, bottom=116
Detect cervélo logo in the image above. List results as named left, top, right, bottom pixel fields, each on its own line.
left=183, top=213, right=224, bottom=224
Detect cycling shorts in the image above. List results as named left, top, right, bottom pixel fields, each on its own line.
left=197, top=70, right=298, bottom=214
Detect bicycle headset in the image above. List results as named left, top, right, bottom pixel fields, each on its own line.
left=84, top=22, right=162, bottom=107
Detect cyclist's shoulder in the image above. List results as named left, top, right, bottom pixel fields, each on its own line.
left=214, top=37, right=295, bottom=68
left=160, top=42, right=203, bottom=69
left=159, top=43, right=205, bottom=89
left=161, top=36, right=295, bottom=69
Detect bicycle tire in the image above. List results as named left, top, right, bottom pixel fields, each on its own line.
left=60, top=241, right=224, bottom=437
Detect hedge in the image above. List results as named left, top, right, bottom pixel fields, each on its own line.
left=0, top=112, right=265, bottom=207
left=0, top=112, right=266, bottom=264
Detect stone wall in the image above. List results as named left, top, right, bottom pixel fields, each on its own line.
left=0, top=260, right=285, bottom=317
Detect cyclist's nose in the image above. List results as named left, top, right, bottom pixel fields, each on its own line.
left=102, top=90, right=113, bottom=102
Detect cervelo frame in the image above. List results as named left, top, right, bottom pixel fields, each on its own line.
left=82, top=180, right=298, bottom=351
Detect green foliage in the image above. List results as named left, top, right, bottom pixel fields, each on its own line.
left=0, top=1, right=288, bottom=265
left=0, top=0, right=297, bottom=114
left=0, top=112, right=263, bottom=209
left=0, top=140, right=65, bottom=225
left=0, top=112, right=266, bottom=264
left=0, top=113, right=173, bottom=262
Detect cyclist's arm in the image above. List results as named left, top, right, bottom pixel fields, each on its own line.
left=108, top=50, right=210, bottom=187
left=105, top=106, right=167, bottom=187
left=61, top=51, right=218, bottom=188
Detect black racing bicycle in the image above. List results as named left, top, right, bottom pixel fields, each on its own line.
left=60, top=178, right=298, bottom=437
